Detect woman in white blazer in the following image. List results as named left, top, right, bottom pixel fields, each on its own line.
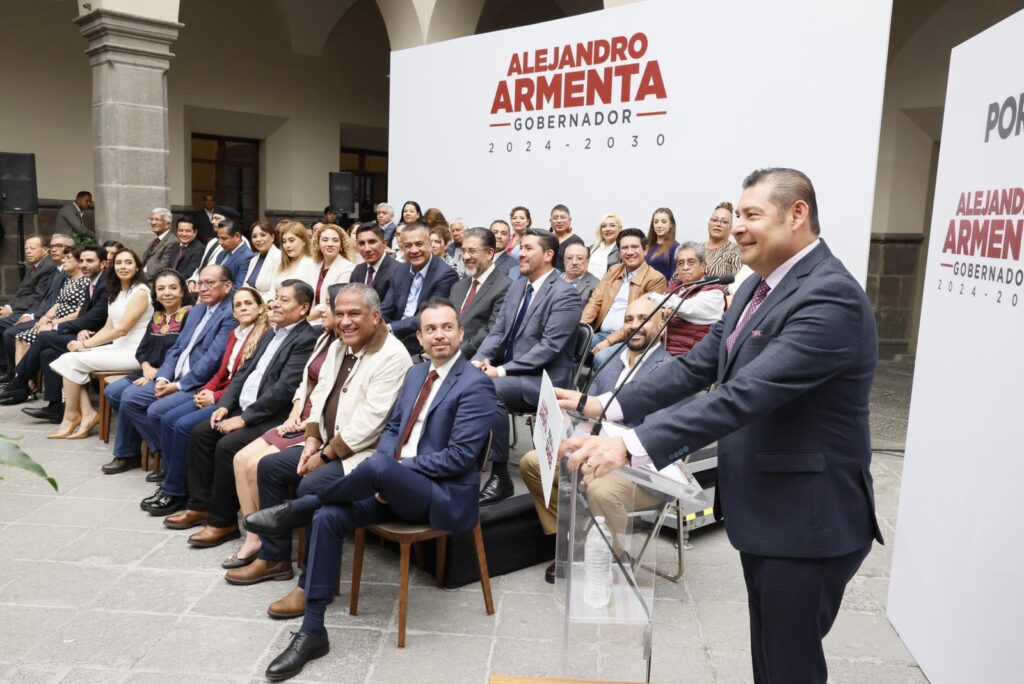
left=307, top=223, right=355, bottom=324
left=243, top=220, right=282, bottom=302
left=271, top=220, right=318, bottom=299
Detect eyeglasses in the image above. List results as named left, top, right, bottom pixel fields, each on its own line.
left=197, top=279, right=229, bottom=289
left=461, top=248, right=490, bottom=257
left=709, top=218, right=731, bottom=226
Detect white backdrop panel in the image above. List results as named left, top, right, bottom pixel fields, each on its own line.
left=888, top=9, right=1024, bottom=684
left=388, top=0, right=891, bottom=282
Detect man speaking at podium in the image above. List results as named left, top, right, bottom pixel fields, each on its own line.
left=558, top=168, right=883, bottom=684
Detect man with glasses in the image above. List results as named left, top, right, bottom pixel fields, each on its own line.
left=104, top=265, right=236, bottom=475
left=561, top=242, right=599, bottom=304
left=449, top=227, right=511, bottom=357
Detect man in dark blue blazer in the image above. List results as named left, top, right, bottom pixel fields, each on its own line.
left=379, top=222, right=458, bottom=354
left=472, top=229, right=582, bottom=505
left=169, top=281, right=318, bottom=544
left=562, top=169, right=883, bottom=684
left=103, top=264, right=236, bottom=474
left=214, top=218, right=254, bottom=288
left=244, top=298, right=496, bottom=681
left=1, top=247, right=107, bottom=413
left=350, top=223, right=399, bottom=302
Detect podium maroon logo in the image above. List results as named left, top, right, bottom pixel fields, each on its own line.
left=935, top=187, right=1024, bottom=307
left=486, top=32, right=669, bottom=154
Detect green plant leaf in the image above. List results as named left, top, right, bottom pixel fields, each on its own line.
left=0, top=435, right=58, bottom=491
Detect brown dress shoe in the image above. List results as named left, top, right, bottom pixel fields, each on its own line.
left=163, top=509, right=208, bottom=530
left=267, top=586, right=306, bottom=620
left=188, top=524, right=241, bottom=548
left=225, top=559, right=294, bottom=586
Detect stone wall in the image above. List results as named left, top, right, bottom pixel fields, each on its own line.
left=867, top=233, right=925, bottom=360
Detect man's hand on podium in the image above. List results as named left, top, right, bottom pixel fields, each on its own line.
left=554, top=388, right=602, bottom=419
left=560, top=435, right=628, bottom=484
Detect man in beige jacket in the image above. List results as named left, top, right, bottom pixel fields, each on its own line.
left=226, top=283, right=412, bottom=619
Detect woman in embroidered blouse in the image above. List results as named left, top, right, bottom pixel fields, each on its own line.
left=104, top=269, right=191, bottom=468
left=225, top=283, right=342, bottom=567
left=140, top=287, right=270, bottom=514
left=48, top=248, right=153, bottom=440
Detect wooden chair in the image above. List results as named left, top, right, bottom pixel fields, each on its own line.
left=89, top=371, right=126, bottom=444
left=345, top=433, right=496, bottom=647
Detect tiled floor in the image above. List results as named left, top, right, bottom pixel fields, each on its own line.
left=0, top=360, right=924, bottom=683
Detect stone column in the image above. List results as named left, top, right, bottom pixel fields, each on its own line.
left=75, top=9, right=182, bottom=254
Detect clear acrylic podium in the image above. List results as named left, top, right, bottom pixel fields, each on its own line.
left=553, top=419, right=712, bottom=682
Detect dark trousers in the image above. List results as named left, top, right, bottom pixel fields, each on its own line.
left=38, top=332, right=76, bottom=403
left=300, top=453, right=434, bottom=619
left=740, top=545, right=871, bottom=684
left=488, top=374, right=540, bottom=465
left=256, top=445, right=344, bottom=581
left=186, top=413, right=273, bottom=526
left=2, top=318, right=33, bottom=374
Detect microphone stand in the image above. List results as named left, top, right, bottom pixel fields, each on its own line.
left=581, top=273, right=734, bottom=436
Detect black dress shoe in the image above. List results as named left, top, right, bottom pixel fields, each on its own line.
left=140, top=486, right=163, bottom=510
left=22, top=404, right=62, bottom=422
left=244, top=502, right=313, bottom=537
left=101, top=457, right=141, bottom=475
left=544, top=561, right=556, bottom=584
left=266, top=630, right=330, bottom=682
left=0, top=373, right=13, bottom=385
left=145, top=464, right=164, bottom=483
left=479, top=472, right=514, bottom=506
left=144, top=493, right=187, bottom=516
left=1, top=388, right=32, bottom=406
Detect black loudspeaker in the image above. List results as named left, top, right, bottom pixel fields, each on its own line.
left=0, top=152, right=39, bottom=215
left=329, top=171, right=356, bottom=214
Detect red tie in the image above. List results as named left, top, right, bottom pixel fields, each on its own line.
left=461, top=279, right=479, bottom=313
left=394, top=370, right=439, bottom=458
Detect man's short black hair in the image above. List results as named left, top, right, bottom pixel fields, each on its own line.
left=742, top=167, right=821, bottom=236
left=463, top=227, right=496, bottom=251
left=78, top=245, right=103, bottom=261
left=551, top=204, right=570, bottom=216
left=416, top=297, right=462, bottom=330
left=216, top=218, right=242, bottom=236
left=176, top=217, right=195, bottom=229
left=524, top=228, right=558, bottom=257
left=355, top=222, right=386, bottom=240
left=279, top=279, right=315, bottom=308
left=75, top=191, right=92, bottom=200
left=616, top=227, right=648, bottom=249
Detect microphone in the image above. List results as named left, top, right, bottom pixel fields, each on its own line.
left=583, top=273, right=734, bottom=435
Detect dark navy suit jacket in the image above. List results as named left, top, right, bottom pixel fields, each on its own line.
left=219, top=243, right=254, bottom=289
left=617, top=242, right=883, bottom=559
left=357, top=355, right=496, bottom=534
left=156, top=299, right=236, bottom=391
left=351, top=254, right=399, bottom=302
left=380, top=256, right=458, bottom=350
left=60, top=275, right=108, bottom=335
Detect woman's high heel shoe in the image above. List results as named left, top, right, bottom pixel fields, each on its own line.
left=66, top=414, right=101, bottom=440
left=47, top=420, right=82, bottom=439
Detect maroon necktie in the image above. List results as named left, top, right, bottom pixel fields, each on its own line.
left=171, top=244, right=185, bottom=270
left=461, top=279, right=479, bottom=313
left=394, top=370, right=439, bottom=458
left=726, top=279, right=771, bottom=354
left=366, top=265, right=375, bottom=287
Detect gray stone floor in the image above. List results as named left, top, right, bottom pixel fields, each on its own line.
left=0, top=360, right=923, bottom=683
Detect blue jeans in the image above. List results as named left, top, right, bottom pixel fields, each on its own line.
left=105, top=377, right=142, bottom=460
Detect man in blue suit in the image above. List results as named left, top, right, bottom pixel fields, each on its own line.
left=244, top=298, right=496, bottom=681
left=213, top=217, right=254, bottom=288
left=472, top=228, right=582, bottom=505
left=379, top=222, right=459, bottom=354
left=103, top=264, right=235, bottom=475
left=562, top=169, right=883, bottom=684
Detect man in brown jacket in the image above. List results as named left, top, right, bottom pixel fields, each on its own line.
left=584, top=228, right=666, bottom=366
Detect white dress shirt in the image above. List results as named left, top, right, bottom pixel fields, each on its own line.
left=239, top=322, right=298, bottom=411
left=588, top=241, right=616, bottom=280
left=400, top=351, right=461, bottom=459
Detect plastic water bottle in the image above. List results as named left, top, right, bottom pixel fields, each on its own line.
left=583, top=516, right=612, bottom=608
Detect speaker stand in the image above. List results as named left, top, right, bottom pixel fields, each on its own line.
left=16, top=214, right=26, bottom=279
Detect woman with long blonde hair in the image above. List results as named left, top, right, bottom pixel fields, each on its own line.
left=588, top=212, right=623, bottom=279
left=272, top=220, right=318, bottom=298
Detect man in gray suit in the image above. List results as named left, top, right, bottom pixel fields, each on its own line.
left=561, top=168, right=883, bottom=684
left=562, top=242, right=599, bottom=304
left=0, top=235, right=57, bottom=381
left=141, top=207, right=180, bottom=280
left=54, top=191, right=94, bottom=246
left=449, top=227, right=511, bottom=357
left=472, top=229, right=582, bottom=504
left=489, top=219, right=518, bottom=278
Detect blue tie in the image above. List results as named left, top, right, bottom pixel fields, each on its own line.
left=502, top=283, right=533, bottom=363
